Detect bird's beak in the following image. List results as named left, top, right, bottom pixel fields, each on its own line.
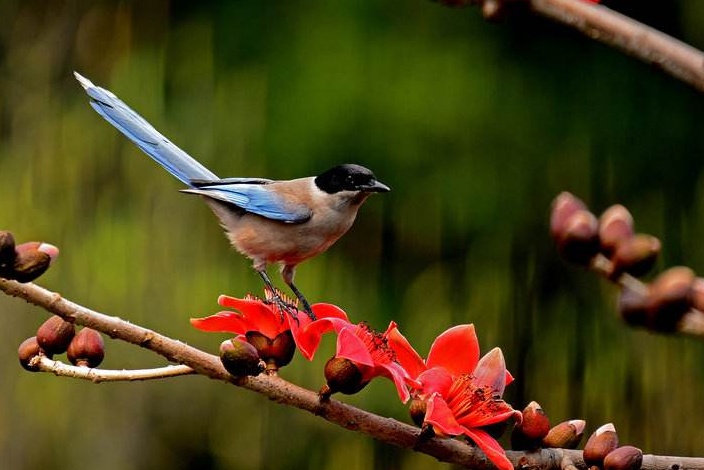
left=363, top=180, right=391, bottom=193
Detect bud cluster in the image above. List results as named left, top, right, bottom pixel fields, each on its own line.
left=0, top=231, right=59, bottom=283
left=551, top=192, right=704, bottom=333
left=509, top=403, right=643, bottom=470
left=18, top=315, right=105, bottom=371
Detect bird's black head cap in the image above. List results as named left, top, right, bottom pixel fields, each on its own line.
left=315, top=164, right=390, bottom=194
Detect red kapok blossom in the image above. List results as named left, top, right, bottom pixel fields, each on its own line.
left=388, top=325, right=519, bottom=470
left=425, top=348, right=520, bottom=470
left=190, top=289, right=348, bottom=371
left=293, top=317, right=411, bottom=402
left=388, top=323, right=512, bottom=397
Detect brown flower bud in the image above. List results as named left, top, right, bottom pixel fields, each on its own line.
left=12, top=245, right=50, bottom=282
left=603, top=446, right=643, bottom=470
left=0, top=231, right=16, bottom=274
left=583, top=423, right=619, bottom=467
left=67, top=328, right=105, bottom=368
left=11, top=242, right=58, bottom=283
left=556, top=210, right=600, bottom=265
left=542, top=419, right=585, bottom=449
left=409, top=398, right=427, bottom=427
left=618, top=285, right=650, bottom=327
left=18, top=336, right=43, bottom=371
left=36, top=316, right=75, bottom=356
left=245, top=330, right=296, bottom=371
left=690, top=277, right=704, bottom=312
left=647, top=266, right=695, bottom=332
left=511, top=401, right=550, bottom=450
left=219, top=338, right=264, bottom=377
left=321, top=357, right=368, bottom=398
left=599, top=205, right=634, bottom=257
left=609, top=234, right=660, bottom=279
left=550, top=192, right=588, bottom=241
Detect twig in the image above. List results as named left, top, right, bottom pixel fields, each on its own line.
left=519, top=0, right=704, bottom=94
left=31, top=355, right=195, bottom=382
left=3, top=278, right=704, bottom=469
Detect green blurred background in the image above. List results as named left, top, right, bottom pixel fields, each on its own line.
left=1, top=1, right=704, bottom=468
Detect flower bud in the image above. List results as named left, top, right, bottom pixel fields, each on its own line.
left=245, top=330, right=296, bottom=371
left=18, top=336, right=43, bottom=371
left=219, top=338, right=264, bottom=377
left=11, top=242, right=59, bottom=283
left=618, top=285, right=650, bottom=327
left=603, top=446, right=643, bottom=470
left=550, top=192, right=588, bottom=241
left=599, top=205, right=634, bottom=257
left=542, top=419, right=585, bottom=449
left=409, top=398, right=427, bottom=427
left=482, top=0, right=507, bottom=21
left=36, top=316, right=75, bottom=355
left=321, top=357, right=368, bottom=398
left=609, top=234, right=660, bottom=279
left=556, top=210, right=600, bottom=265
left=647, top=266, right=695, bottom=332
left=67, top=328, right=105, bottom=368
left=0, top=231, right=16, bottom=274
left=690, top=277, right=704, bottom=312
left=583, top=423, right=619, bottom=467
left=511, top=401, right=550, bottom=450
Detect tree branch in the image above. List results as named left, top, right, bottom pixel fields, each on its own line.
left=2, top=277, right=704, bottom=469
left=31, top=355, right=196, bottom=382
left=589, top=253, right=704, bottom=339
left=515, top=0, right=704, bottom=93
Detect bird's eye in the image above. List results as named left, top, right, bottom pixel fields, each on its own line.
left=346, top=175, right=355, bottom=185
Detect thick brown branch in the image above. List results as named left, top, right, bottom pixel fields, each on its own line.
left=2, top=278, right=704, bottom=469
left=527, top=0, right=704, bottom=93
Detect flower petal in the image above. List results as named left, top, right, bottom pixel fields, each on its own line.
left=375, top=361, right=411, bottom=403
left=310, top=303, right=349, bottom=322
left=426, top=324, right=480, bottom=377
left=291, top=316, right=351, bottom=360
left=456, top=395, right=521, bottom=428
left=424, top=393, right=465, bottom=436
left=190, top=312, right=250, bottom=334
left=217, top=295, right=285, bottom=338
left=386, top=324, right=427, bottom=379
left=336, top=326, right=375, bottom=367
left=463, top=427, right=514, bottom=470
left=417, top=366, right=454, bottom=397
left=473, top=347, right=508, bottom=396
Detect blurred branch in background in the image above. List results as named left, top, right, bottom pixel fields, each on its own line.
left=551, top=192, right=704, bottom=339
left=464, top=0, right=704, bottom=93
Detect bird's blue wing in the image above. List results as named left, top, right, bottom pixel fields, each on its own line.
left=182, top=183, right=312, bottom=223
left=74, top=72, right=218, bottom=186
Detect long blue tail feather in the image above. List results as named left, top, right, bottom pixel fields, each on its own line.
left=74, top=72, right=218, bottom=186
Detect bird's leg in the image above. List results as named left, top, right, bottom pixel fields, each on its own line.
left=282, top=265, right=316, bottom=321
left=257, top=269, right=298, bottom=321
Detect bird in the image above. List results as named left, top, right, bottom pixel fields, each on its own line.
left=74, top=72, right=389, bottom=320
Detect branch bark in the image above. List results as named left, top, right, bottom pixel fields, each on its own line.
left=515, top=0, right=704, bottom=93
left=2, top=278, right=704, bottom=469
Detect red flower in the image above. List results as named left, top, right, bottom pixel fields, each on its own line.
left=293, top=317, right=411, bottom=402
left=424, top=349, right=520, bottom=470
left=388, top=325, right=520, bottom=470
left=190, top=290, right=348, bottom=371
